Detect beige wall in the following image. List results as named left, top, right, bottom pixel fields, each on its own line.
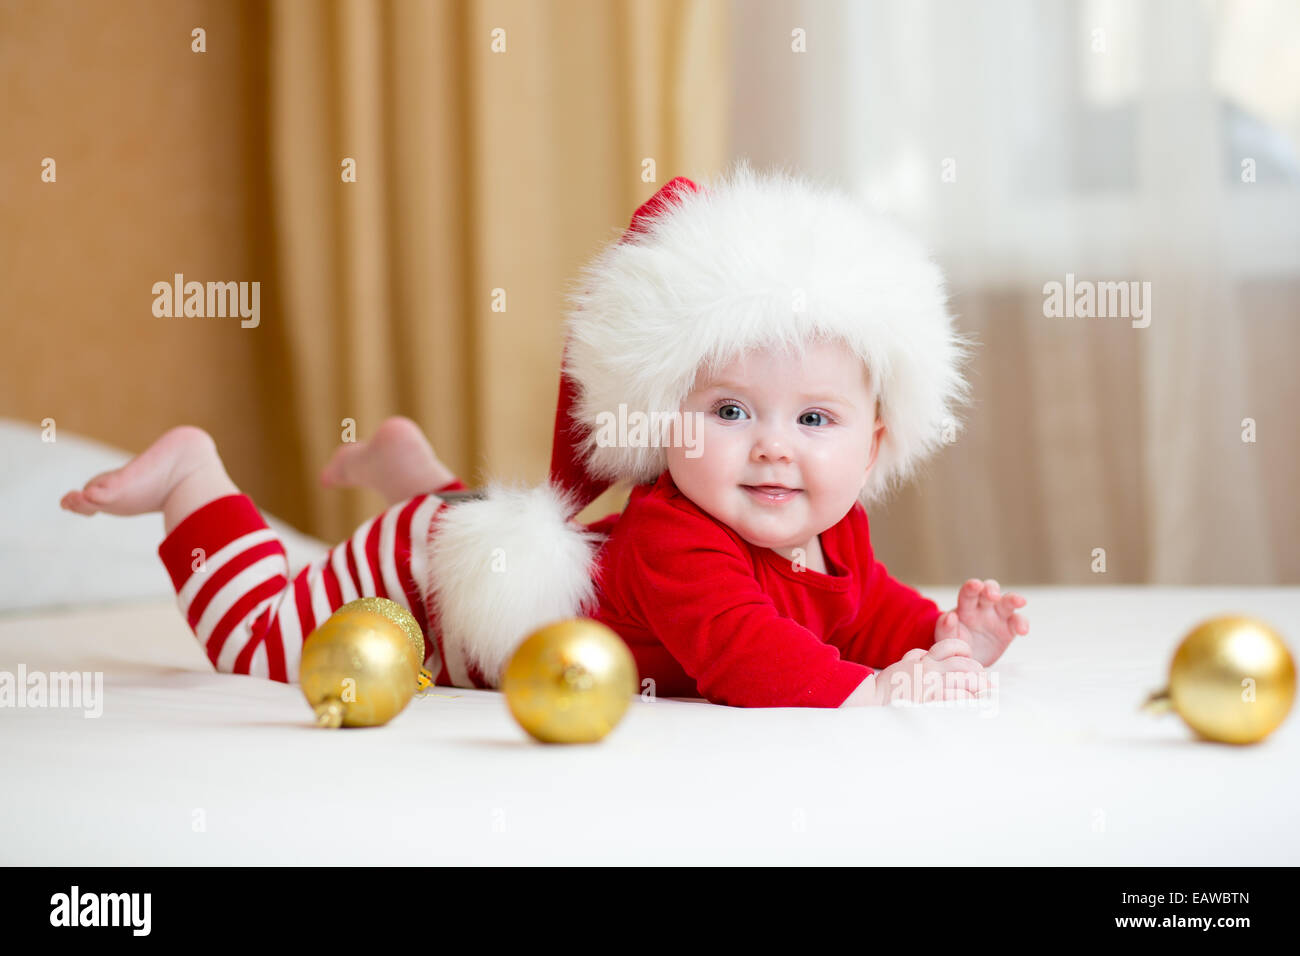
left=1, top=0, right=307, bottom=522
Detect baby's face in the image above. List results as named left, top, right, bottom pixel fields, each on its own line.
left=666, top=340, right=883, bottom=562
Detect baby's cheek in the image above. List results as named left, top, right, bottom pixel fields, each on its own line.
left=804, top=450, right=862, bottom=499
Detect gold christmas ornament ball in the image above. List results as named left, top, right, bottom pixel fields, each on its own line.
left=1143, top=615, right=1296, bottom=745
left=340, top=597, right=433, bottom=691
left=300, top=607, right=422, bottom=728
left=502, top=618, right=638, bottom=744
left=341, top=597, right=424, bottom=665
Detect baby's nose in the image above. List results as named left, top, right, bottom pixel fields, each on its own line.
left=751, top=430, right=793, bottom=462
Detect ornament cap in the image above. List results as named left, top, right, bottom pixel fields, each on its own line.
left=315, top=699, right=345, bottom=728
left=1140, top=688, right=1173, bottom=715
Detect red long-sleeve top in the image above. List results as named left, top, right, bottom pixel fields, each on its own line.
left=587, top=470, right=942, bottom=708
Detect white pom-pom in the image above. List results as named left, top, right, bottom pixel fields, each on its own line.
left=424, top=482, right=602, bottom=687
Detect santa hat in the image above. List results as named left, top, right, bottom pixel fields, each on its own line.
left=425, top=159, right=973, bottom=687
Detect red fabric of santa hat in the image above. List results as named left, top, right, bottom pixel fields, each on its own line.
left=548, top=175, right=701, bottom=513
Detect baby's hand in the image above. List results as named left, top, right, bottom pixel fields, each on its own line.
left=865, top=639, right=986, bottom=706
left=936, top=578, right=1029, bottom=667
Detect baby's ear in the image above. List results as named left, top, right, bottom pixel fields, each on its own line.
left=863, top=422, right=886, bottom=477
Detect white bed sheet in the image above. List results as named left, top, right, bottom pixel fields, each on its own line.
left=2, top=586, right=1296, bottom=865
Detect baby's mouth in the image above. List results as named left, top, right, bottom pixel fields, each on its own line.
left=742, top=485, right=801, bottom=503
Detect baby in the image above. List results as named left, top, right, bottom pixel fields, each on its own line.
left=59, top=162, right=1029, bottom=708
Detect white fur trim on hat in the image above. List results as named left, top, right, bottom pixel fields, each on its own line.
left=562, top=159, right=975, bottom=506
left=423, top=483, right=603, bottom=687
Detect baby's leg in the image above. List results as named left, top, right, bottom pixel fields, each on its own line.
left=60, top=425, right=239, bottom=534
left=319, top=416, right=462, bottom=505
left=153, top=485, right=460, bottom=684
left=60, top=424, right=491, bottom=688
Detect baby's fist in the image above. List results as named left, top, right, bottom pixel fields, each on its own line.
left=871, top=639, right=985, bottom=706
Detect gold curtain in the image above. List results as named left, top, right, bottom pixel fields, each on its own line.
left=266, top=0, right=731, bottom=542
left=1, top=0, right=728, bottom=543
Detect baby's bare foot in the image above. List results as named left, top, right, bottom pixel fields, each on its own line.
left=320, top=416, right=454, bottom=503
left=60, top=425, right=222, bottom=517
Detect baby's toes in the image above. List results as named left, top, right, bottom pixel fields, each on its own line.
left=319, top=445, right=361, bottom=487
left=60, top=489, right=99, bottom=515
left=81, top=469, right=126, bottom=503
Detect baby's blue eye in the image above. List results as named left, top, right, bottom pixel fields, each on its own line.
left=800, top=411, right=829, bottom=427
left=715, top=403, right=747, bottom=421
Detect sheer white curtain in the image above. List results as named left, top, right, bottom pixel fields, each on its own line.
left=730, top=0, right=1300, bottom=584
